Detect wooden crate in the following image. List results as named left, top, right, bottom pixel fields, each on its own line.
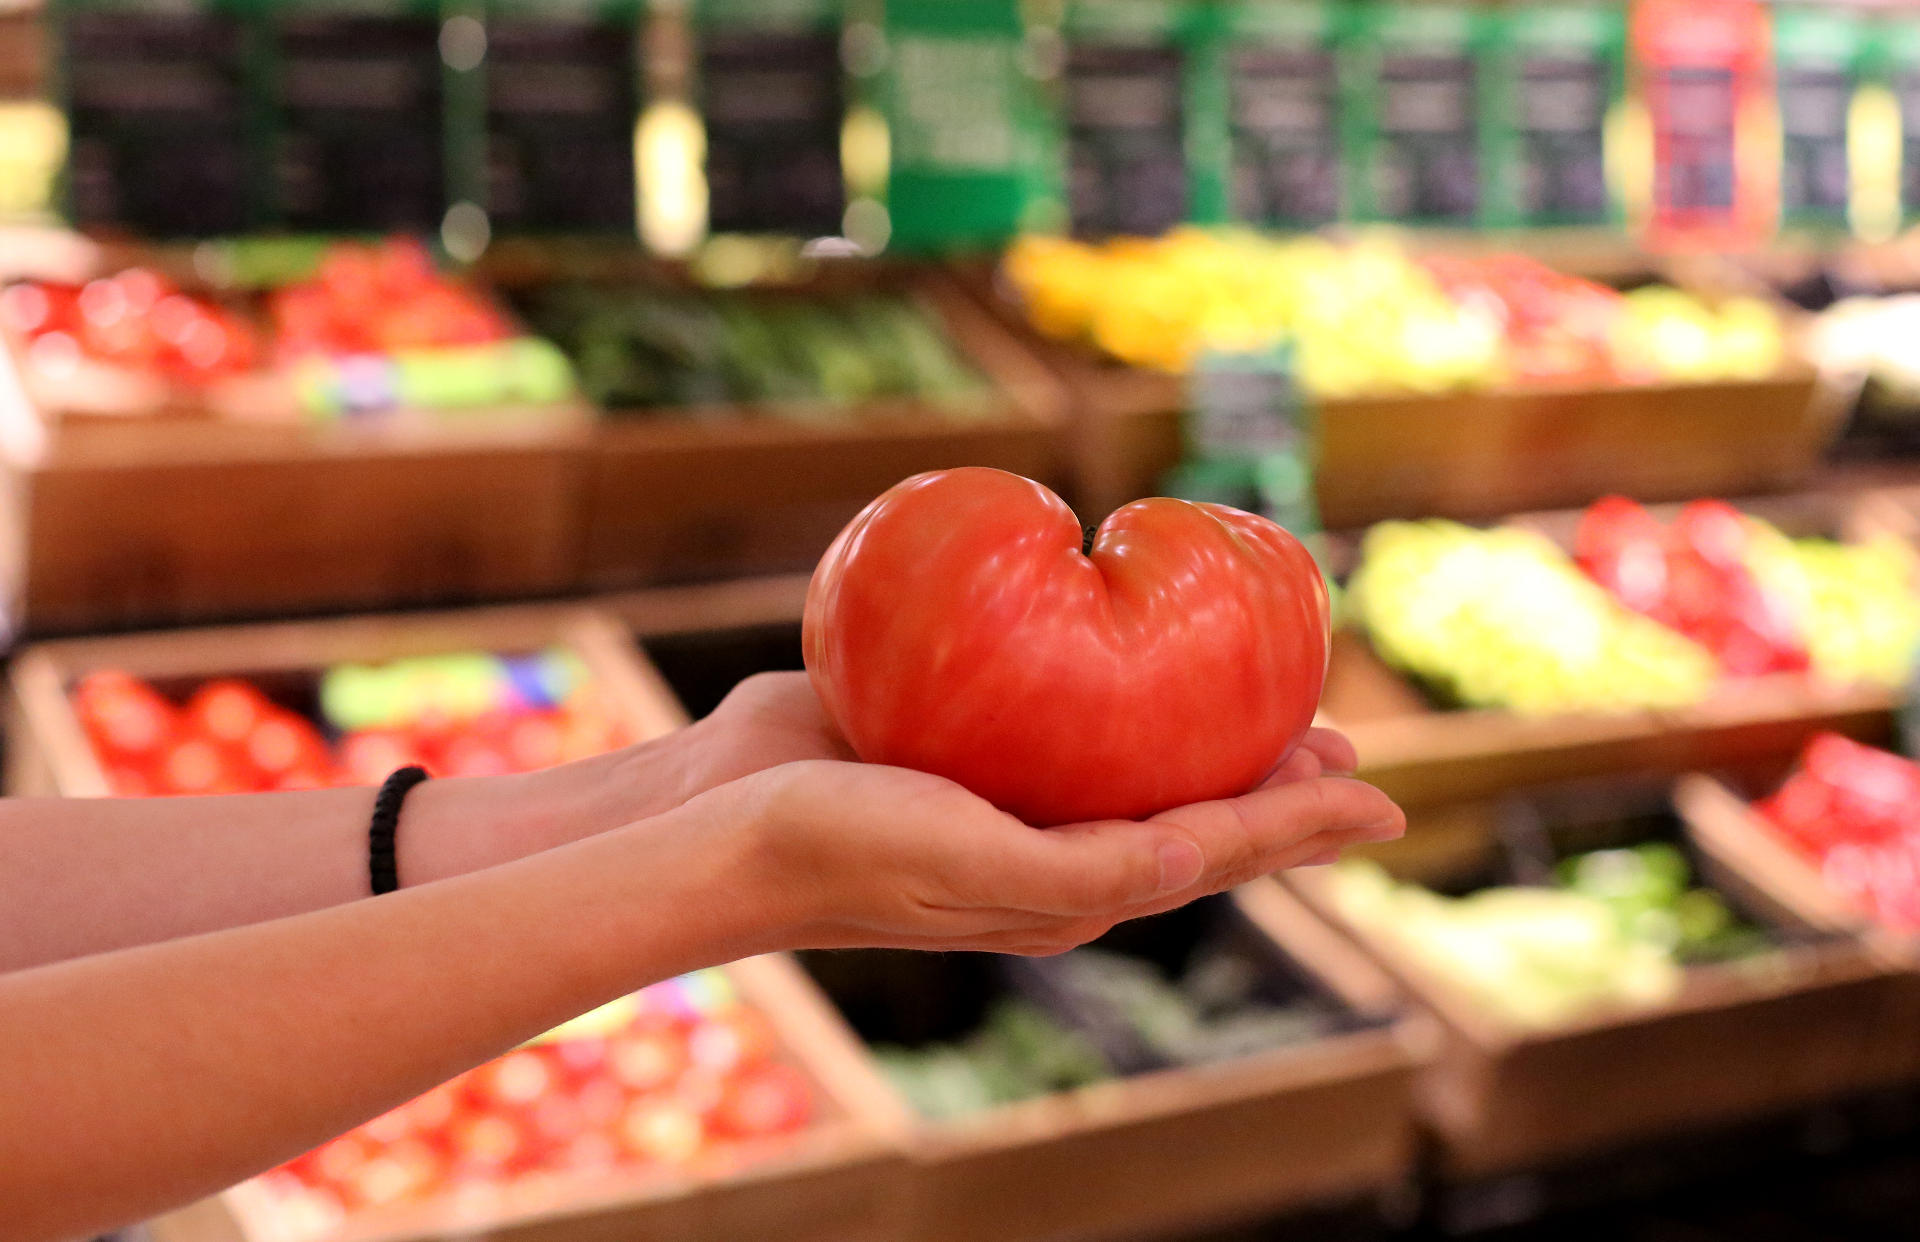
left=772, top=884, right=1427, bottom=1242
left=0, top=242, right=600, bottom=635
left=3, top=601, right=683, bottom=797
left=1285, top=794, right=1913, bottom=1179
left=488, top=255, right=1070, bottom=588
left=1319, top=491, right=1901, bottom=810
left=149, top=955, right=904, bottom=1242
left=951, top=262, right=1845, bottom=526
left=1676, top=773, right=1920, bottom=1090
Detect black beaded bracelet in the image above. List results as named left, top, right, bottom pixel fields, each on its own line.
left=369, top=765, right=431, bottom=896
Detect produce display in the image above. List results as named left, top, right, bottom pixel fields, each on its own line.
left=1756, top=733, right=1920, bottom=931
left=1347, top=520, right=1719, bottom=713
left=1001, top=230, right=1786, bottom=394
left=1349, top=498, right=1920, bottom=715
left=71, top=651, right=633, bottom=797
left=269, top=239, right=575, bottom=417
left=871, top=931, right=1343, bottom=1120
left=260, top=971, right=817, bottom=1225
left=1327, top=844, right=1767, bottom=1028
left=803, top=468, right=1330, bottom=825
left=2, top=268, right=258, bottom=389
left=515, top=282, right=987, bottom=415
left=873, top=1001, right=1113, bottom=1121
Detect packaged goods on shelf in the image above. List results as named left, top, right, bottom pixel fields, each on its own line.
left=1290, top=782, right=1909, bottom=1177
left=1338, top=3, right=1484, bottom=227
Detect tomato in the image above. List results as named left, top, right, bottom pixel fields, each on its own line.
left=74, top=671, right=178, bottom=764
left=184, top=679, right=274, bottom=750
left=472, top=1049, right=557, bottom=1111
left=709, top=1063, right=813, bottom=1140
left=157, top=737, right=250, bottom=796
left=803, top=468, right=1331, bottom=826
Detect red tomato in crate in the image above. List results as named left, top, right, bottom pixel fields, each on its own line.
left=710, top=1063, right=813, bottom=1140
left=157, top=737, right=250, bottom=796
left=447, top=1111, right=536, bottom=1179
left=617, top=1099, right=704, bottom=1165
left=74, top=671, right=178, bottom=764
left=184, top=680, right=275, bottom=750
left=803, top=468, right=1331, bottom=826
left=471, top=1049, right=558, bottom=1112
left=340, top=730, right=432, bottom=785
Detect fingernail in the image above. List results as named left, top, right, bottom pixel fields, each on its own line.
left=1156, top=840, right=1205, bottom=893
left=1296, top=847, right=1343, bottom=868
left=1361, top=817, right=1405, bottom=842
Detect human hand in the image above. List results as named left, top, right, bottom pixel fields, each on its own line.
left=700, top=751, right=1402, bottom=957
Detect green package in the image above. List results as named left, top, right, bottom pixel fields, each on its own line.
left=1774, top=5, right=1866, bottom=231
left=1339, top=2, right=1488, bottom=226
left=258, top=0, right=451, bottom=234
left=692, top=0, right=847, bottom=238
left=879, top=0, right=1061, bottom=253
left=1480, top=3, right=1624, bottom=229
left=1059, top=0, right=1200, bottom=237
left=474, top=0, right=642, bottom=235
left=52, top=0, right=259, bottom=236
left=1167, top=347, right=1322, bottom=546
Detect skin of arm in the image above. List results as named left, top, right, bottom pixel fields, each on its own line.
left=0, top=679, right=1392, bottom=1242
left=0, top=673, right=1355, bottom=972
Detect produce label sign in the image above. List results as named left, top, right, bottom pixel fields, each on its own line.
left=1481, top=3, right=1624, bottom=228
left=1208, top=0, right=1340, bottom=228
left=694, top=0, right=846, bottom=237
left=1877, top=17, right=1920, bottom=220
left=1061, top=0, right=1194, bottom=238
left=265, top=0, right=449, bottom=232
left=482, top=0, right=642, bottom=233
left=1630, top=0, right=1775, bottom=249
left=1340, top=2, right=1486, bottom=225
left=880, top=0, right=1059, bottom=251
left=54, top=0, right=254, bottom=236
left=1774, top=7, right=1863, bottom=229
left=1174, top=347, right=1320, bottom=541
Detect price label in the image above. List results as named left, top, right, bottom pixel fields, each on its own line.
left=1483, top=4, right=1623, bottom=228
left=484, top=1, right=641, bottom=232
left=1172, top=348, right=1320, bottom=541
left=1346, top=3, right=1484, bottom=225
left=1774, top=8, right=1863, bottom=228
left=1221, top=2, right=1339, bottom=228
left=1062, top=0, right=1190, bottom=238
left=695, top=0, right=845, bottom=237
left=59, top=0, right=251, bottom=236
left=270, top=0, right=447, bottom=232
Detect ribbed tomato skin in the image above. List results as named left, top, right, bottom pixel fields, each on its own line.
left=803, top=468, right=1330, bottom=826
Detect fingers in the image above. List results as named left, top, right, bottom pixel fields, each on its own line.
left=1259, top=727, right=1359, bottom=789
left=982, top=819, right=1195, bottom=918
left=1299, top=727, right=1359, bottom=777
left=1151, top=776, right=1403, bottom=894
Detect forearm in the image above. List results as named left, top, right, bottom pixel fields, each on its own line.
left=0, top=734, right=694, bottom=972
left=0, top=798, right=771, bottom=1242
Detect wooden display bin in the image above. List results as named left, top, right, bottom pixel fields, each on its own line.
left=149, top=954, right=904, bottom=1242
left=1676, top=773, right=1920, bottom=1091
left=485, top=255, right=1070, bottom=588
left=1318, top=491, right=1901, bottom=810
left=952, top=262, right=1844, bottom=527
left=772, top=885, right=1427, bottom=1242
left=1285, top=783, right=1912, bottom=1179
left=2, top=601, right=682, bottom=797
left=0, top=251, right=595, bottom=636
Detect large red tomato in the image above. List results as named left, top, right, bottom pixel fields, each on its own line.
left=803, top=468, right=1330, bottom=826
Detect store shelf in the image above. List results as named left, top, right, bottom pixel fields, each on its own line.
left=2, top=601, right=680, bottom=797
left=786, top=885, right=1427, bottom=1242
left=152, top=955, right=905, bottom=1242
left=1286, top=784, right=1914, bottom=1179
left=954, top=262, right=1848, bottom=527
